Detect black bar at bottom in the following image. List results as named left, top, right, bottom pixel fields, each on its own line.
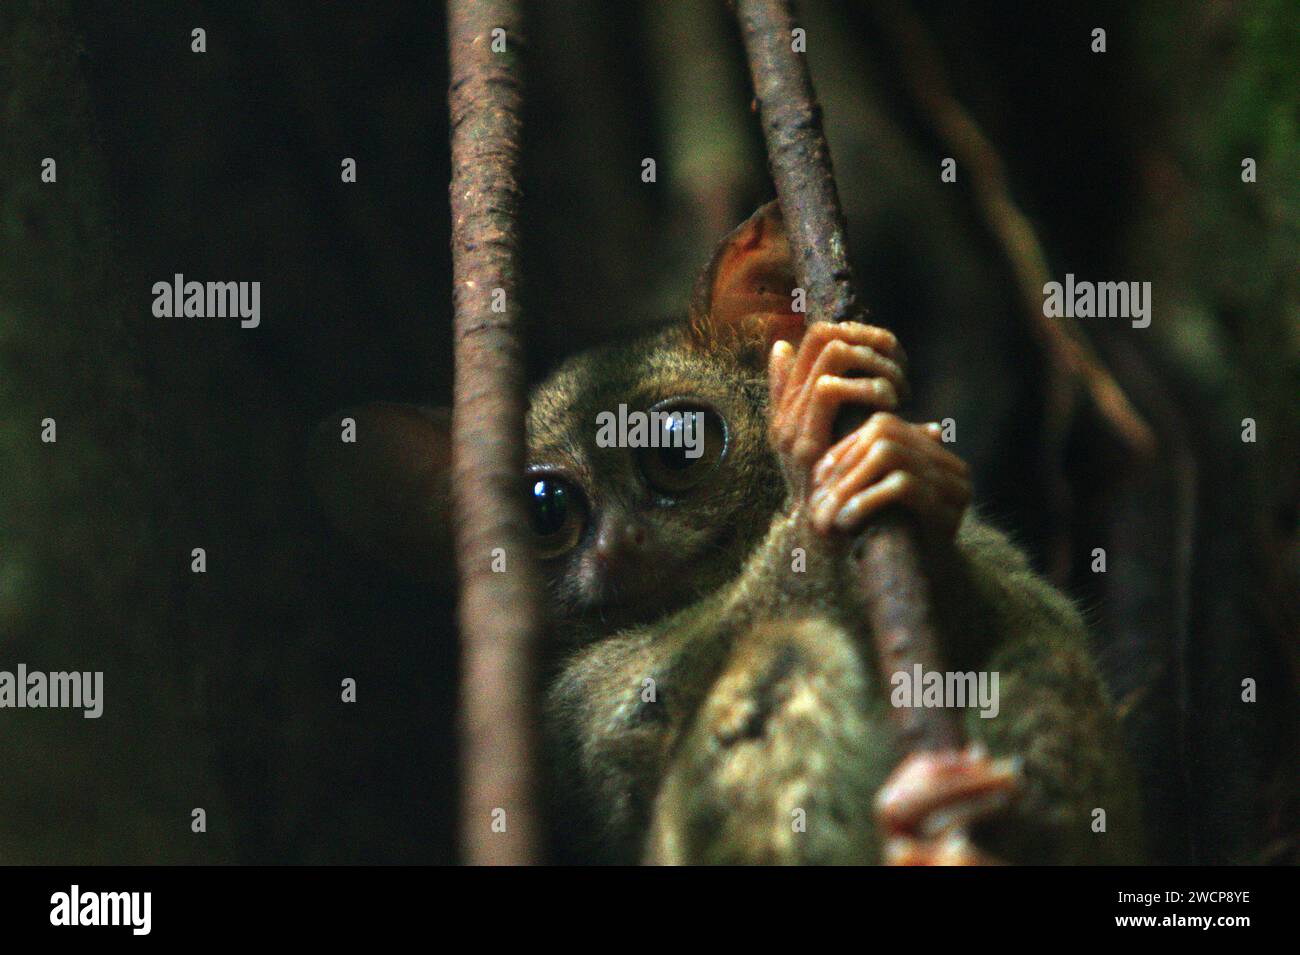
left=0, top=864, right=1286, bottom=942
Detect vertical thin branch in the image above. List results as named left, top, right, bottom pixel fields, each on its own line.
left=735, top=0, right=963, bottom=753
left=448, top=0, right=542, bottom=865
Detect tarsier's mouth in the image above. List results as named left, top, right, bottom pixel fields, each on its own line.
left=571, top=554, right=707, bottom=625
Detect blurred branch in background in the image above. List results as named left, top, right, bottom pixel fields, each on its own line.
left=875, top=0, right=1158, bottom=579
left=645, top=0, right=762, bottom=313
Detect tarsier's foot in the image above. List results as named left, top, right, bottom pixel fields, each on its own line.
left=874, top=746, right=1022, bottom=866
left=767, top=322, right=970, bottom=538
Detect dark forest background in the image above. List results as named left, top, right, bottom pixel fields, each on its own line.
left=1, top=0, right=1295, bottom=864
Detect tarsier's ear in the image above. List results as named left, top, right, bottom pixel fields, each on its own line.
left=308, top=403, right=453, bottom=584
left=688, top=200, right=805, bottom=361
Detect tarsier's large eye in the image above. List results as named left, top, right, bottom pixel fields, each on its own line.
left=527, top=473, right=587, bottom=558
left=637, top=400, right=728, bottom=496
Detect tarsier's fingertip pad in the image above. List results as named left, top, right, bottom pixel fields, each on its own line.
left=769, top=339, right=796, bottom=367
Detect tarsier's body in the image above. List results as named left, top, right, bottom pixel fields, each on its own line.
left=528, top=206, right=1140, bottom=864
left=319, top=204, right=1141, bottom=863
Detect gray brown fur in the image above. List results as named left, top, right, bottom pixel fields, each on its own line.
left=531, top=324, right=1143, bottom=864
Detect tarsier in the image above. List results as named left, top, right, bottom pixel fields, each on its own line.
left=315, top=203, right=1142, bottom=864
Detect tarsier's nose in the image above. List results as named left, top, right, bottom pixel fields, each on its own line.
left=594, top=516, right=648, bottom=562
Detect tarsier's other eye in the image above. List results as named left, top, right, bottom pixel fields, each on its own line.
left=637, top=401, right=728, bottom=496
left=527, top=473, right=587, bottom=558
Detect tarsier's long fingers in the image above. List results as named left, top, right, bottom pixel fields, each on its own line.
left=875, top=746, right=1022, bottom=866
left=768, top=322, right=908, bottom=494
left=766, top=321, right=967, bottom=537
left=808, top=414, right=970, bottom=538
left=768, top=338, right=796, bottom=406
left=786, top=320, right=906, bottom=393
left=769, top=322, right=905, bottom=403
left=788, top=337, right=907, bottom=425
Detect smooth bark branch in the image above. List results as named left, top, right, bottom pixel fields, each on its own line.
left=448, top=0, right=542, bottom=865
left=736, top=0, right=964, bottom=752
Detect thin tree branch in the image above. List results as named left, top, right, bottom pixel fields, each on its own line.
left=448, top=0, right=542, bottom=865
left=735, top=0, right=963, bottom=754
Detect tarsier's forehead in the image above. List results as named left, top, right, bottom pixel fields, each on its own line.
left=523, top=327, right=763, bottom=486
left=528, top=331, right=742, bottom=434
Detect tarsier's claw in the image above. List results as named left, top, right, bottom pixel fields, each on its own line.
left=874, top=747, right=1022, bottom=866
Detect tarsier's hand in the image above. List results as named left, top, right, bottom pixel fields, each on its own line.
left=874, top=745, right=1022, bottom=866
left=767, top=321, right=971, bottom=538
